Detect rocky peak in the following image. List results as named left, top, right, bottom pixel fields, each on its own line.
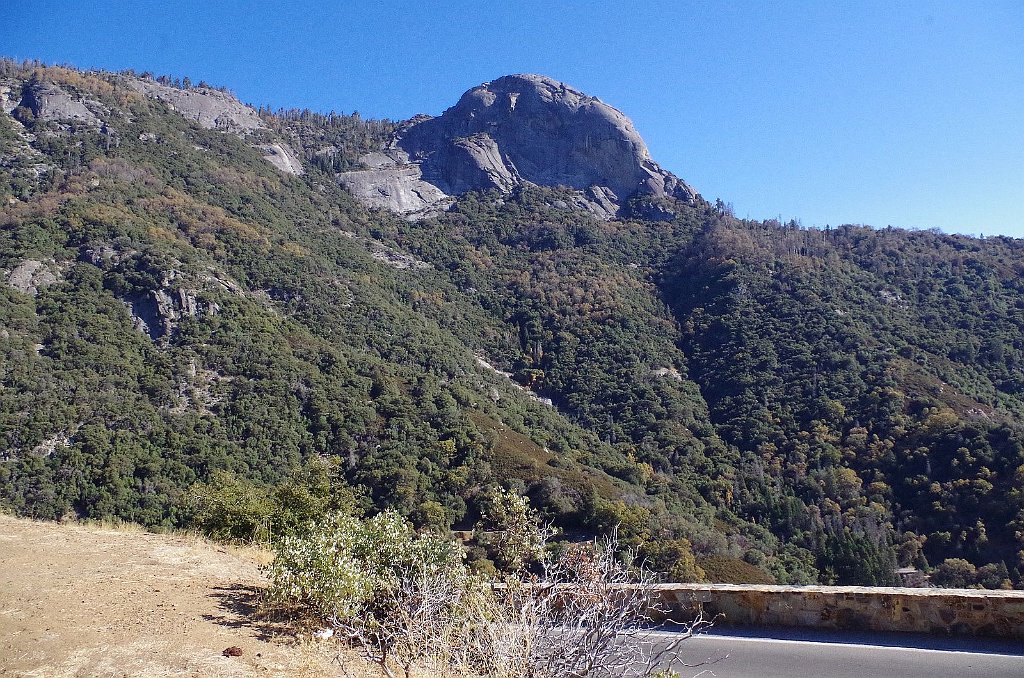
left=339, top=74, right=699, bottom=219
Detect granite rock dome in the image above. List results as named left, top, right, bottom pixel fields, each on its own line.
left=339, top=74, right=698, bottom=218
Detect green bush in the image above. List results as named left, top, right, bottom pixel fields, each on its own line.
left=931, top=558, right=978, bottom=589
left=473, top=485, right=552, bottom=572
left=264, top=507, right=712, bottom=678
left=186, top=470, right=277, bottom=543
left=264, top=509, right=465, bottom=622
left=186, top=458, right=358, bottom=543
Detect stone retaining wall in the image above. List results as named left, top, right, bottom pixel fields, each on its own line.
left=652, top=584, right=1024, bottom=639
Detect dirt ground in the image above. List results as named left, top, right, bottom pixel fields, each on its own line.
left=0, top=514, right=377, bottom=677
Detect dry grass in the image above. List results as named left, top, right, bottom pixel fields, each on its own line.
left=0, top=513, right=382, bottom=677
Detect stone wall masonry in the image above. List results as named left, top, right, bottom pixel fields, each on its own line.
left=652, top=584, right=1024, bottom=640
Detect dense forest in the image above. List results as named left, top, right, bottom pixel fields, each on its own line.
left=2, top=61, right=1022, bottom=589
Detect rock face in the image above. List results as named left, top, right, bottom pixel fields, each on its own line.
left=123, top=77, right=304, bottom=175
left=6, top=259, right=62, bottom=296
left=0, top=81, right=19, bottom=114
left=125, top=78, right=262, bottom=134
left=17, top=81, right=102, bottom=126
left=339, top=74, right=698, bottom=218
left=338, top=150, right=452, bottom=216
left=258, top=142, right=305, bottom=175
left=122, top=271, right=219, bottom=341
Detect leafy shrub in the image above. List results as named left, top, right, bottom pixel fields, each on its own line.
left=265, top=509, right=712, bottom=678
left=265, top=510, right=463, bottom=622
left=186, top=470, right=277, bottom=543
left=638, top=538, right=705, bottom=582
left=266, top=509, right=480, bottom=677
left=931, top=558, right=978, bottom=589
left=473, top=485, right=552, bottom=571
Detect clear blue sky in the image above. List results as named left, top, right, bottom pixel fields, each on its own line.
left=5, top=1, right=1022, bottom=236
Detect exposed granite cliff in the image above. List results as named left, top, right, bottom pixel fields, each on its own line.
left=339, top=74, right=699, bottom=219
left=16, top=80, right=102, bottom=126
left=123, top=77, right=303, bottom=174
left=125, top=78, right=263, bottom=134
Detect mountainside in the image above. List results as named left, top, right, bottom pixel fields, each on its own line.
left=2, top=60, right=1023, bottom=589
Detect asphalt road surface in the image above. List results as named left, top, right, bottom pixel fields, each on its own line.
left=659, top=627, right=1024, bottom=678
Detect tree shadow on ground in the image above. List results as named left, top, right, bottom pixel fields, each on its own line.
left=203, top=583, right=302, bottom=642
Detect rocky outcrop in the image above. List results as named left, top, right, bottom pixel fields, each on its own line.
left=170, top=359, right=233, bottom=415
left=0, top=82, right=57, bottom=184
left=1, top=80, right=21, bottom=114
left=81, top=242, right=223, bottom=341
left=334, top=228, right=432, bottom=272
left=125, top=78, right=262, bottom=134
left=338, top=150, right=452, bottom=216
left=339, top=74, right=699, bottom=218
left=124, top=77, right=305, bottom=176
left=651, top=366, right=684, bottom=382
left=31, top=432, right=70, bottom=457
left=5, top=259, right=63, bottom=296
left=369, top=243, right=432, bottom=270
left=259, top=142, right=305, bottom=175
left=124, top=278, right=221, bottom=341
left=17, top=81, right=102, bottom=126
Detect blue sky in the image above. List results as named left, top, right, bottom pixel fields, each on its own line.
left=5, top=1, right=1022, bottom=236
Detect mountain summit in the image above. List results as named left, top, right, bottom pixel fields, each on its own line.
left=340, top=74, right=699, bottom=218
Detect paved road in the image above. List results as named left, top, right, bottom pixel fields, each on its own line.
left=658, top=627, right=1024, bottom=678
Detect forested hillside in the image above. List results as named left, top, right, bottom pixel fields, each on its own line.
left=2, top=61, right=1022, bottom=588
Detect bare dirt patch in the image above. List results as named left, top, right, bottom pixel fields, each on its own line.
left=0, top=514, right=375, bottom=677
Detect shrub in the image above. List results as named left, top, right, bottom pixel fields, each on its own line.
left=186, top=470, right=277, bottom=543
left=266, top=510, right=474, bottom=677
left=265, top=510, right=463, bottom=621
left=186, top=458, right=358, bottom=543
left=638, top=538, right=706, bottom=582
left=265, top=510, right=713, bottom=678
left=481, top=536, right=714, bottom=678
left=931, top=558, right=978, bottom=589
left=474, top=485, right=552, bottom=571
